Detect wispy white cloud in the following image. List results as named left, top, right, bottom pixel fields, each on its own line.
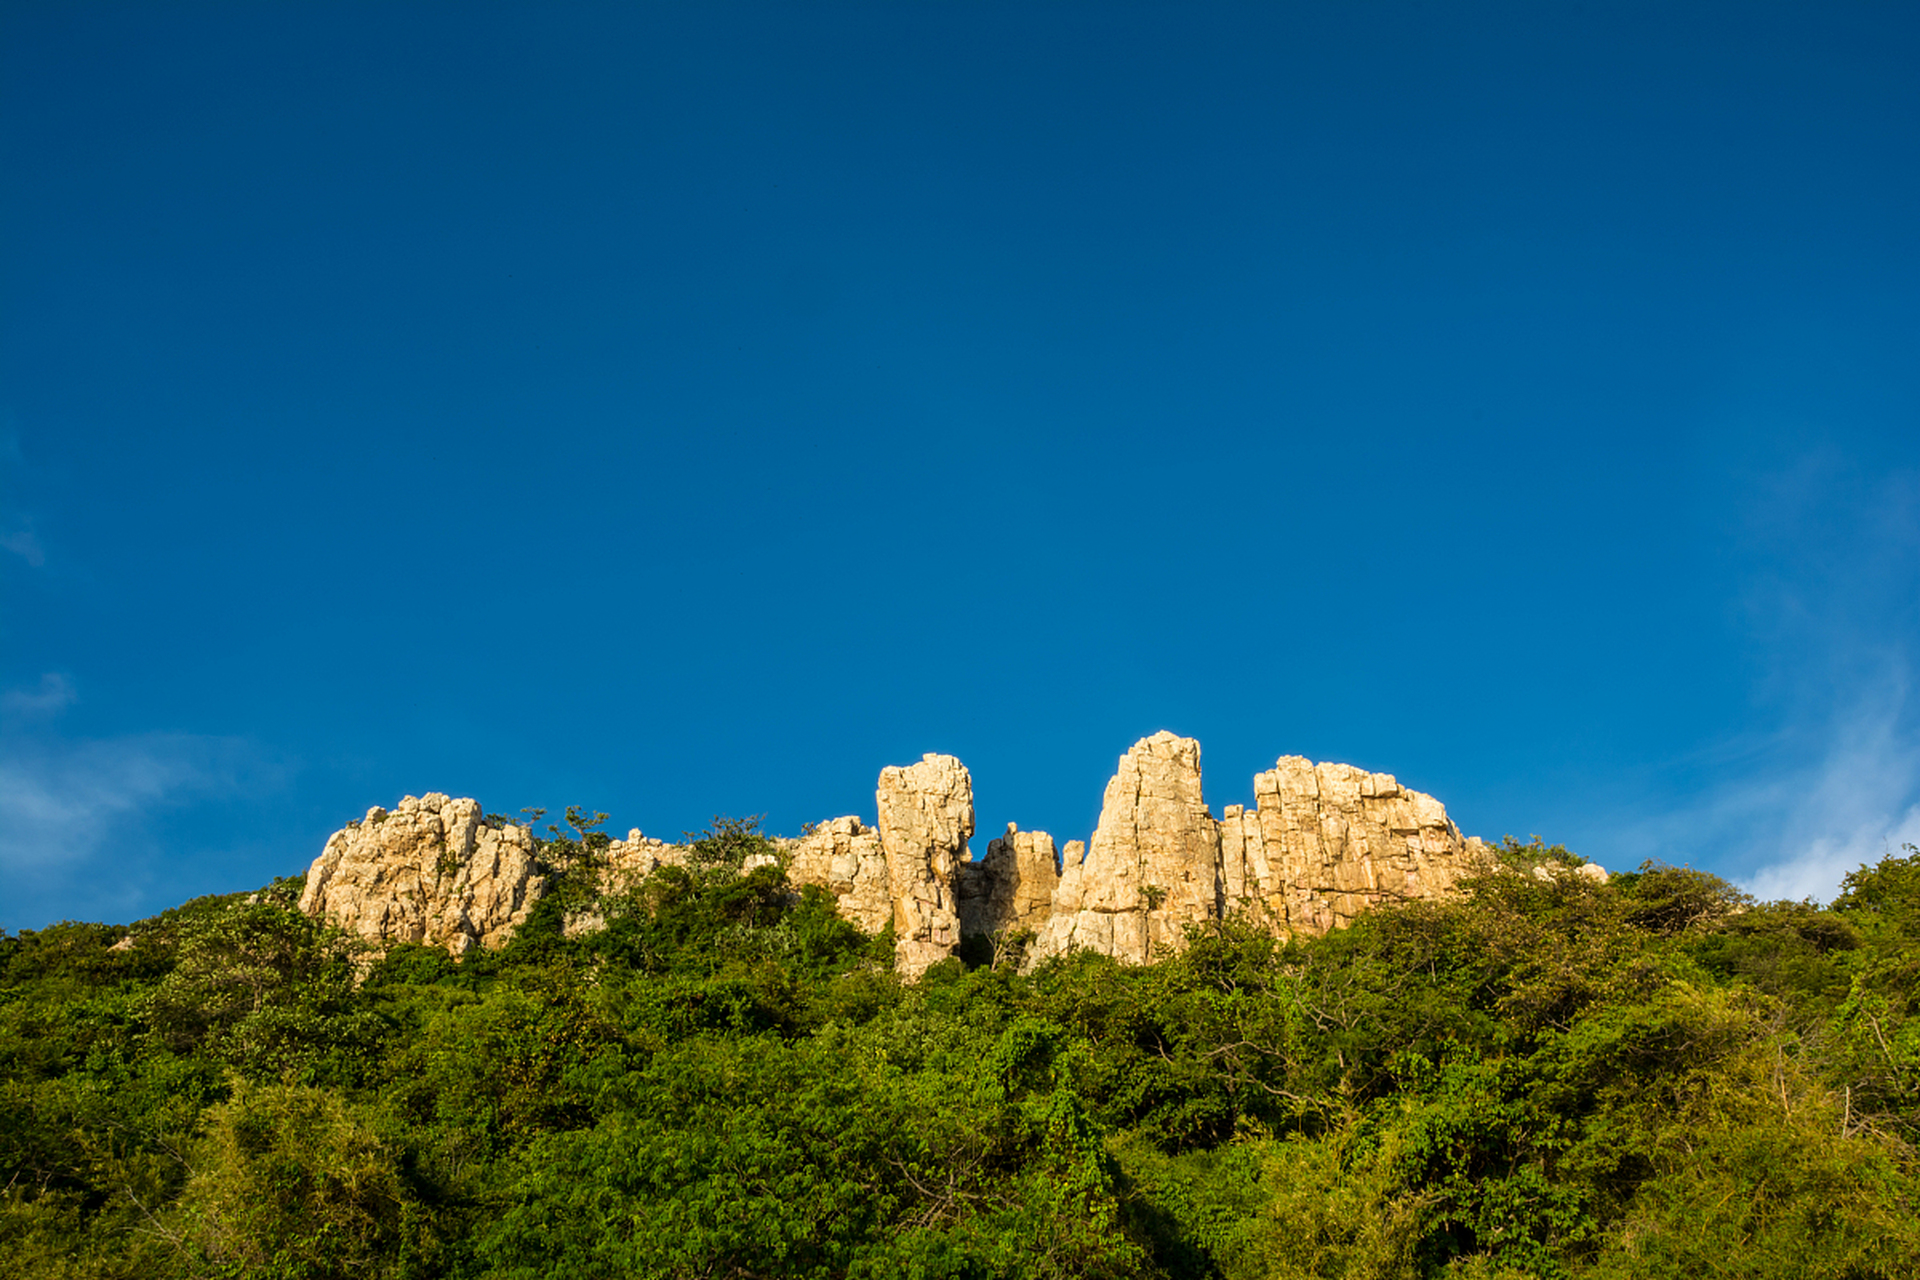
left=1, top=525, right=45, bottom=568
left=0, top=732, right=279, bottom=877
left=1748, top=805, right=1920, bottom=902
left=0, top=728, right=288, bottom=928
left=2, top=673, right=77, bottom=718
left=1596, top=678, right=1918, bottom=902
left=1740, top=680, right=1920, bottom=901
left=1607, top=453, right=1920, bottom=903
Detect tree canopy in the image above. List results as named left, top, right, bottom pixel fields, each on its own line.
left=4, top=825, right=1916, bottom=1278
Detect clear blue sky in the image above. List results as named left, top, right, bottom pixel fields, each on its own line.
left=3, top=1, right=1917, bottom=929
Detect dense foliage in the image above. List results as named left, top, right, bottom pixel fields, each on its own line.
left=5, top=824, right=1918, bottom=1279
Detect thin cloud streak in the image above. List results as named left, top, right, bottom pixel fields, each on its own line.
left=2, top=673, right=77, bottom=718
left=1743, top=680, right=1920, bottom=900
left=0, top=732, right=274, bottom=869
left=1608, top=454, right=1920, bottom=903
left=0, top=731, right=287, bottom=925
left=1, top=526, right=44, bottom=568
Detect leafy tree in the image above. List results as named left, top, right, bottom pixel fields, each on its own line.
left=171, top=1081, right=431, bottom=1280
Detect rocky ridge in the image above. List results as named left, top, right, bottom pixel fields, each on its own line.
left=298, top=733, right=1591, bottom=975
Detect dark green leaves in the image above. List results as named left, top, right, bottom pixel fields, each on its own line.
left=6, top=838, right=1920, bottom=1278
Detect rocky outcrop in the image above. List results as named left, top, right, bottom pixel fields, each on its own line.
left=297, top=735, right=1549, bottom=972
left=605, top=828, right=691, bottom=884
left=957, top=824, right=1060, bottom=941
left=1227, top=756, right=1485, bottom=934
left=874, top=754, right=973, bottom=976
left=298, top=793, right=544, bottom=955
left=1024, top=736, right=1490, bottom=967
left=553, top=828, right=692, bottom=937
left=1031, top=732, right=1222, bottom=965
left=785, top=816, right=891, bottom=934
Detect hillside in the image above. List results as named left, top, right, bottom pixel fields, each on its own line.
left=3, top=776, right=1918, bottom=1277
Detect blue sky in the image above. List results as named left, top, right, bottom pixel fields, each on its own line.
left=3, top=1, right=1917, bottom=929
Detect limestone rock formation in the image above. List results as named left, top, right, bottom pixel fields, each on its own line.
left=874, top=753, right=974, bottom=976
left=604, top=828, right=692, bottom=886
left=957, top=824, right=1060, bottom=942
left=1031, top=732, right=1222, bottom=965
left=297, top=735, right=1553, bottom=977
left=1227, top=756, right=1481, bottom=935
left=551, top=828, right=692, bottom=937
left=785, top=816, right=892, bottom=934
left=298, top=793, right=544, bottom=955
left=1024, top=736, right=1492, bottom=967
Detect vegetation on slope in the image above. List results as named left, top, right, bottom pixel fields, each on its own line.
left=4, top=825, right=1917, bottom=1279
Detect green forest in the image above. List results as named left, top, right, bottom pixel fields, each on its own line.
left=4, top=820, right=1918, bottom=1279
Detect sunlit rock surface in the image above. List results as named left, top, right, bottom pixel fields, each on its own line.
left=874, top=753, right=974, bottom=976
left=299, top=735, right=1548, bottom=970
left=298, top=793, right=544, bottom=956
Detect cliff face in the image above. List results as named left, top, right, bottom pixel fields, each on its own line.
left=1228, top=755, right=1479, bottom=934
left=783, top=816, right=890, bottom=934
left=956, top=826, right=1058, bottom=942
left=299, top=733, right=1531, bottom=975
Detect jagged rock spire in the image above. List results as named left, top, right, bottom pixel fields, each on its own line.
left=875, top=753, right=973, bottom=976
left=1028, top=731, right=1221, bottom=965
